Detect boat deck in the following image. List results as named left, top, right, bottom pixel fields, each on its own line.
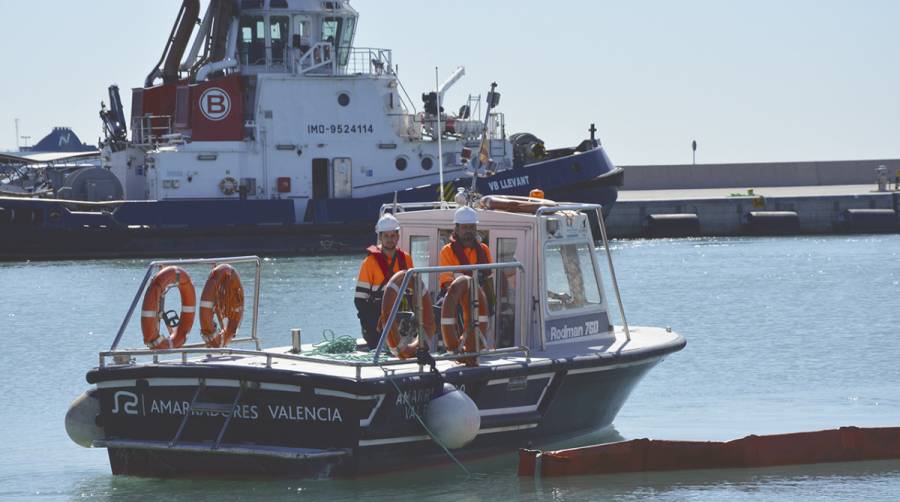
left=102, top=326, right=683, bottom=383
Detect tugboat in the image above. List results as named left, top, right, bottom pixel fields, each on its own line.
left=65, top=192, right=683, bottom=478
left=1, top=0, right=622, bottom=260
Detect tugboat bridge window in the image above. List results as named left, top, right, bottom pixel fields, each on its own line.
left=269, top=16, right=289, bottom=66
left=239, top=16, right=266, bottom=65
left=544, top=241, right=602, bottom=314
left=321, top=17, right=355, bottom=66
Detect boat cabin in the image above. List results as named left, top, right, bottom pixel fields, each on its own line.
left=389, top=201, right=614, bottom=356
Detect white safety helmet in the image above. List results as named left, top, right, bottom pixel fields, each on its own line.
left=453, top=206, right=478, bottom=225
left=375, top=213, right=400, bottom=233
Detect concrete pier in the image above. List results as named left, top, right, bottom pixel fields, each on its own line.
left=606, top=159, right=900, bottom=237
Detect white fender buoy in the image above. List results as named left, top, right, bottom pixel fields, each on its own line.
left=423, top=383, right=480, bottom=449
left=65, top=389, right=103, bottom=448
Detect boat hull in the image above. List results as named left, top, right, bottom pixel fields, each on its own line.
left=0, top=146, right=620, bottom=260
left=86, top=352, right=669, bottom=478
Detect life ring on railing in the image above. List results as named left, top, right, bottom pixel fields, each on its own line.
left=141, top=266, right=196, bottom=349
left=199, top=264, right=245, bottom=348
left=440, top=275, right=489, bottom=366
left=378, top=270, right=435, bottom=359
left=479, top=194, right=557, bottom=214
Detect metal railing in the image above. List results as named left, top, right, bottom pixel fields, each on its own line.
left=536, top=203, right=631, bottom=341
left=109, top=256, right=262, bottom=352
left=98, top=345, right=531, bottom=381
left=293, top=45, right=393, bottom=76
left=373, top=262, right=527, bottom=364
left=100, top=255, right=531, bottom=380
left=131, top=115, right=174, bottom=146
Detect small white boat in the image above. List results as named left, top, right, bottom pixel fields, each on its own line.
left=66, top=192, right=683, bottom=478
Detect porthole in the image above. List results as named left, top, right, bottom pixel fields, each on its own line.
left=421, top=156, right=434, bottom=170
left=395, top=156, right=408, bottom=171
left=338, top=93, right=350, bottom=106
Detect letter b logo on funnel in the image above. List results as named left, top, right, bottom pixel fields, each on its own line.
left=200, top=88, right=231, bottom=121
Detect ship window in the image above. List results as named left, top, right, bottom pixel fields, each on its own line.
left=239, top=15, right=266, bottom=65
left=338, top=93, right=350, bottom=106
left=322, top=17, right=341, bottom=47
left=421, top=156, right=433, bottom=170
left=270, top=16, right=289, bottom=65
left=395, top=156, right=408, bottom=171
left=410, top=235, right=432, bottom=268
left=338, top=17, right=356, bottom=65
left=496, top=237, right=519, bottom=348
left=544, top=241, right=602, bottom=313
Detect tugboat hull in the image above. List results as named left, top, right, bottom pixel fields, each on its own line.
left=0, top=147, right=619, bottom=260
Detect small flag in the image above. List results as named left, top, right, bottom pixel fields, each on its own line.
left=478, top=135, right=491, bottom=166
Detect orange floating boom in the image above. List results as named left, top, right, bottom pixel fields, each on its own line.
left=519, top=426, right=900, bottom=477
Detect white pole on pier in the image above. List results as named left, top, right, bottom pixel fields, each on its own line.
left=14, top=118, right=20, bottom=150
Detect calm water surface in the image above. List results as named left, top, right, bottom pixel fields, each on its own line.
left=1, top=235, right=898, bottom=500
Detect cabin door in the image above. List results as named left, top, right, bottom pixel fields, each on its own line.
left=490, top=229, right=530, bottom=349
left=312, top=158, right=329, bottom=199
left=332, top=158, right=352, bottom=198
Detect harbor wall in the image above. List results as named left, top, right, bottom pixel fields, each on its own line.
left=606, top=192, right=900, bottom=238
left=620, top=159, right=900, bottom=190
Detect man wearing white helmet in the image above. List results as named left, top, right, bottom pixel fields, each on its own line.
left=438, top=206, right=493, bottom=291
left=354, top=213, right=414, bottom=349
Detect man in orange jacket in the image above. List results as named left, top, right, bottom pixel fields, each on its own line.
left=439, top=206, right=493, bottom=291
left=355, top=213, right=414, bottom=349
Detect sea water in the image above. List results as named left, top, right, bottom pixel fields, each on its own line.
left=1, top=235, right=898, bottom=500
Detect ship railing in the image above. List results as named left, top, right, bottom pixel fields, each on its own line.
left=107, top=256, right=262, bottom=353
left=373, top=262, right=528, bottom=365
left=339, top=47, right=393, bottom=76
left=99, top=259, right=532, bottom=380
left=387, top=113, right=423, bottom=139
left=98, top=345, right=531, bottom=382
left=131, top=115, right=174, bottom=146
left=535, top=203, right=632, bottom=342
left=294, top=44, right=393, bottom=76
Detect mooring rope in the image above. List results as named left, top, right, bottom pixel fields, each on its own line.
left=380, top=366, right=471, bottom=476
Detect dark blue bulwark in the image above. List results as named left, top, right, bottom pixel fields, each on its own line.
left=85, top=335, right=683, bottom=478
left=112, top=199, right=296, bottom=228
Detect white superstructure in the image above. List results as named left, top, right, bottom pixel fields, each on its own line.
left=102, top=0, right=512, bottom=221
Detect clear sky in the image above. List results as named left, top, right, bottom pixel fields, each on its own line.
left=1, top=0, right=898, bottom=165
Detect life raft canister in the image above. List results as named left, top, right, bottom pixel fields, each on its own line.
left=141, top=266, right=197, bottom=349
left=199, top=264, right=245, bottom=348
left=378, top=270, right=435, bottom=359
left=440, top=275, right=489, bottom=366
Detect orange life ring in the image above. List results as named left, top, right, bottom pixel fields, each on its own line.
left=378, top=270, right=435, bottom=359
left=141, top=266, right=196, bottom=349
left=199, top=264, right=245, bottom=348
left=440, top=275, right=489, bottom=366
left=480, top=194, right=557, bottom=213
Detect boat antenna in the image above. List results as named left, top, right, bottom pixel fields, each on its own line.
left=392, top=190, right=398, bottom=215
left=471, top=82, right=498, bottom=195
left=14, top=118, right=20, bottom=150
left=435, top=67, right=445, bottom=206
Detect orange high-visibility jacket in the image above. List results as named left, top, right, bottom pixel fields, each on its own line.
left=356, top=246, right=413, bottom=300
left=438, top=239, right=493, bottom=289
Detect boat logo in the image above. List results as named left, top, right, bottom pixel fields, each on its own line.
left=199, top=87, right=231, bottom=121
left=111, top=391, right=139, bottom=415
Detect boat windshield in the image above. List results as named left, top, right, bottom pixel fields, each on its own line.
left=544, top=241, right=602, bottom=313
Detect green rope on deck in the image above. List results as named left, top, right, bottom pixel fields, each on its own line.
left=305, top=329, right=387, bottom=362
